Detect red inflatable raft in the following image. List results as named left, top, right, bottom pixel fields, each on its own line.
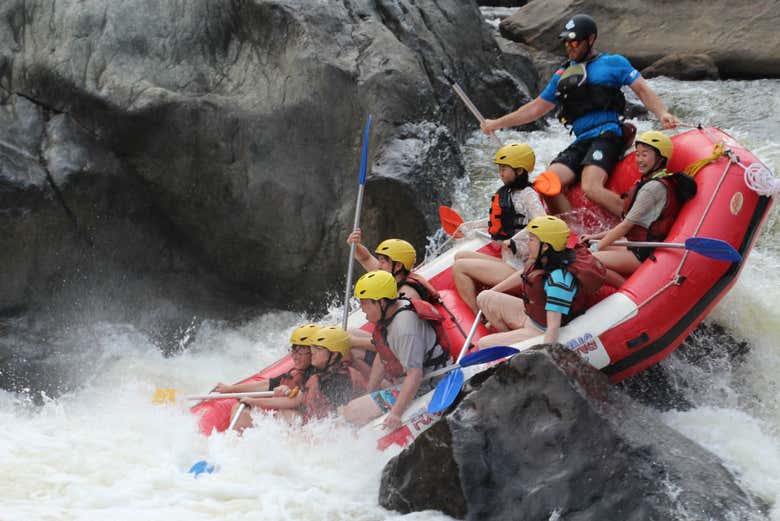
left=192, top=127, right=772, bottom=438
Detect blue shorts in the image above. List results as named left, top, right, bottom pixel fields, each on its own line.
left=370, top=385, right=402, bottom=413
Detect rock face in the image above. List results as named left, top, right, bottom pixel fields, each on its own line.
left=642, top=53, right=720, bottom=81
left=500, top=0, right=780, bottom=78
left=0, top=0, right=536, bottom=314
left=379, top=346, right=765, bottom=520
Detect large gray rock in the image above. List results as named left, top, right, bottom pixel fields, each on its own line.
left=642, top=53, right=720, bottom=81
left=0, top=0, right=536, bottom=313
left=379, top=346, right=766, bottom=520
left=500, top=0, right=780, bottom=78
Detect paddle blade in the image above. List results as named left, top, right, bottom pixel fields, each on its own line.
left=152, top=388, right=176, bottom=404
left=188, top=460, right=215, bottom=477
left=533, top=170, right=562, bottom=196
left=685, top=237, right=742, bottom=262
left=459, top=345, right=519, bottom=367
left=439, top=206, right=464, bottom=236
left=428, top=369, right=464, bottom=414
left=357, top=115, right=372, bottom=185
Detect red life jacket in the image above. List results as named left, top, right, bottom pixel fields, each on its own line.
left=278, top=368, right=308, bottom=390
left=488, top=182, right=529, bottom=240
left=301, top=362, right=354, bottom=420
left=621, top=173, right=685, bottom=245
left=371, top=299, right=451, bottom=380
left=520, top=244, right=606, bottom=327
left=401, top=272, right=440, bottom=303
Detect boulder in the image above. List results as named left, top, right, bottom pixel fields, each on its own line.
left=379, top=346, right=766, bottom=520
left=499, top=0, right=780, bottom=78
left=0, top=0, right=537, bottom=313
left=642, top=53, right=720, bottom=81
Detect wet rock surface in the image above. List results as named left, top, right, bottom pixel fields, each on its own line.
left=379, top=346, right=766, bottom=520
left=0, top=0, right=536, bottom=319
left=499, top=0, right=780, bottom=78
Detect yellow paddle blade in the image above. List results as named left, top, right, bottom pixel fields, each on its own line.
left=152, top=388, right=177, bottom=404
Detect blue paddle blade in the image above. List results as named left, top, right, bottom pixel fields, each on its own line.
left=188, top=460, right=215, bottom=477
left=428, top=369, right=464, bottom=414
left=685, top=237, right=742, bottom=262
left=459, top=345, right=519, bottom=367
left=357, top=115, right=372, bottom=185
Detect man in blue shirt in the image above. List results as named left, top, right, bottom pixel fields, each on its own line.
left=481, top=14, right=680, bottom=217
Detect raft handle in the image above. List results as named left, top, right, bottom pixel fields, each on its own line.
left=626, top=332, right=650, bottom=350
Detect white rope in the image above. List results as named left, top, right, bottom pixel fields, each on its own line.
left=742, top=161, right=780, bottom=196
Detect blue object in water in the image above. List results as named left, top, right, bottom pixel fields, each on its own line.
left=188, top=460, right=215, bottom=477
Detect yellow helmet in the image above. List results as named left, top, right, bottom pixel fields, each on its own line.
left=313, top=326, right=351, bottom=358
left=494, top=143, right=536, bottom=173
left=375, top=239, right=416, bottom=271
left=635, top=130, right=673, bottom=162
left=290, top=323, right=319, bottom=345
left=525, top=216, right=570, bottom=252
left=354, top=270, right=398, bottom=300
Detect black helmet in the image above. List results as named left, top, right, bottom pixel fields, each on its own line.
left=559, top=14, right=597, bottom=41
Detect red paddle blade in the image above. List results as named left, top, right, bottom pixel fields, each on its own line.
left=439, top=206, right=464, bottom=236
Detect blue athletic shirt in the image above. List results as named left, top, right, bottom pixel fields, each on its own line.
left=540, top=53, right=640, bottom=142
left=544, top=269, right=578, bottom=315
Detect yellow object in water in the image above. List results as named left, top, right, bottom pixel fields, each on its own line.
left=152, top=388, right=177, bottom=404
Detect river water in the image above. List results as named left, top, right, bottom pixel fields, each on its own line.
left=1, top=73, right=780, bottom=521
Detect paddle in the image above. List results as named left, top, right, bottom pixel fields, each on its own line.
left=450, top=83, right=561, bottom=197
left=186, top=388, right=300, bottom=476
left=367, top=344, right=518, bottom=431
left=452, top=83, right=501, bottom=147
left=439, top=205, right=464, bottom=237
left=342, top=115, right=373, bottom=330
left=590, top=237, right=742, bottom=262
left=428, top=344, right=518, bottom=414
left=188, top=404, right=245, bottom=477
left=184, top=390, right=275, bottom=401
left=426, top=311, right=482, bottom=417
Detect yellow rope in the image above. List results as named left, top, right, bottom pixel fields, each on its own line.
left=683, top=142, right=725, bottom=177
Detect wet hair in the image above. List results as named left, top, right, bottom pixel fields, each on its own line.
left=534, top=244, right=570, bottom=271
left=508, top=169, right=531, bottom=190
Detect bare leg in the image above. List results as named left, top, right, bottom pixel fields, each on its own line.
left=476, top=290, right=528, bottom=332
left=581, top=165, right=623, bottom=216
left=340, top=393, right=383, bottom=426
left=594, top=248, right=642, bottom=286
left=544, top=163, right=577, bottom=214
left=476, top=321, right=544, bottom=349
left=453, top=258, right=517, bottom=314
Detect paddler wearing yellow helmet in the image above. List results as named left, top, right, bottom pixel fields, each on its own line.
left=479, top=13, right=680, bottom=218
left=211, top=323, right=318, bottom=398
left=451, top=142, right=550, bottom=315
left=341, top=270, right=448, bottom=432
left=477, top=216, right=606, bottom=348
left=581, top=130, right=697, bottom=287
left=232, top=326, right=359, bottom=429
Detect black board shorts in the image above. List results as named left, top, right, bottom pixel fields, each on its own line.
left=551, top=132, right=624, bottom=180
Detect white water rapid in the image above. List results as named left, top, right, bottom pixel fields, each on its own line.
left=1, top=71, right=779, bottom=521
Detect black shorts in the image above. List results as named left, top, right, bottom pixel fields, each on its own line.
left=551, top=132, right=624, bottom=180
left=630, top=247, right=653, bottom=262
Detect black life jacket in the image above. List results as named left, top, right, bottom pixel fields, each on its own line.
left=555, top=55, right=626, bottom=129
left=488, top=177, right=531, bottom=240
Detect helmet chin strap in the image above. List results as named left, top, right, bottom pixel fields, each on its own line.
left=379, top=299, right=390, bottom=322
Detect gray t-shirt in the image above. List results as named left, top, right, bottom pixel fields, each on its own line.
left=385, top=306, right=441, bottom=375
left=624, top=180, right=668, bottom=228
